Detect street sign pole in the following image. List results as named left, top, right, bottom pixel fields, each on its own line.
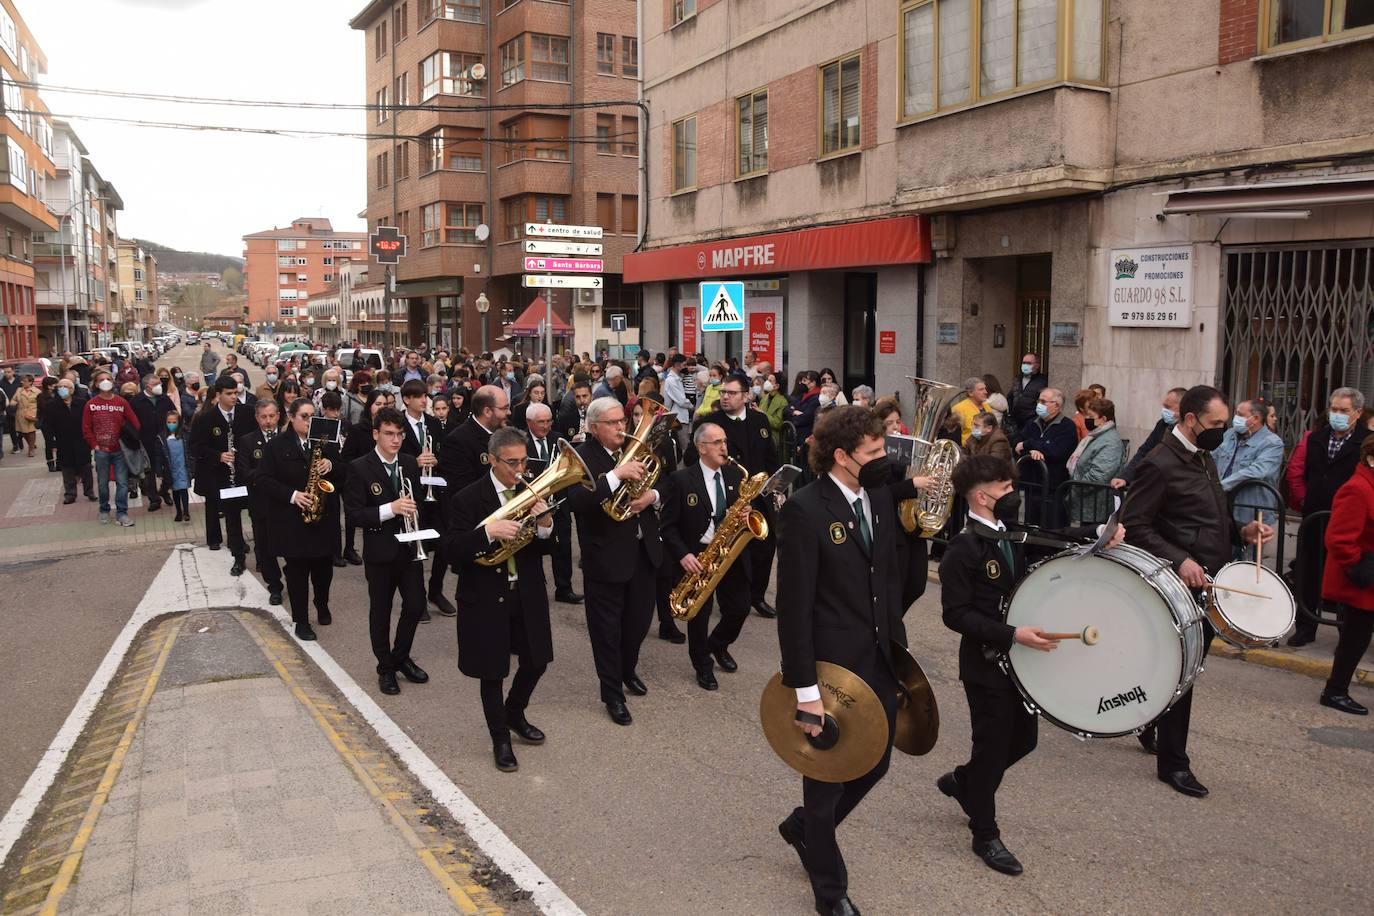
left=383, top=266, right=391, bottom=360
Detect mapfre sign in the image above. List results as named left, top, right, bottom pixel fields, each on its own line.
left=711, top=243, right=776, bottom=271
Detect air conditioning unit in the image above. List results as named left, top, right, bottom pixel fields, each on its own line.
left=576, top=288, right=602, bottom=309
left=466, top=63, right=487, bottom=81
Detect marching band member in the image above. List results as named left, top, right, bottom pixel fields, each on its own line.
left=659, top=422, right=751, bottom=691
left=254, top=398, right=345, bottom=641
left=565, top=396, right=664, bottom=726
left=236, top=399, right=283, bottom=605
left=400, top=379, right=454, bottom=617
left=342, top=406, right=429, bottom=696
left=524, top=402, right=581, bottom=604
left=439, top=384, right=511, bottom=492
left=556, top=380, right=593, bottom=443
left=1122, top=385, right=1270, bottom=797
left=448, top=427, right=555, bottom=772
left=775, top=406, right=906, bottom=916
left=937, top=455, right=1124, bottom=876
left=190, top=376, right=256, bottom=574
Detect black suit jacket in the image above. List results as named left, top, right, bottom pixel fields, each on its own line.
left=1304, top=424, right=1370, bottom=516
left=235, top=429, right=279, bottom=519
left=555, top=402, right=587, bottom=442
left=400, top=412, right=444, bottom=459
left=1121, top=433, right=1239, bottom=575
left=524, top=430, right=561, bottom=477
left=190, top=405, right=257, bottom=496
left=699, top=408, right=778, bottom=476
left=776, top=476, right=907, bottom=692
left=253, top=433, right=345, bottom=557
left=658, top=462, right=750, bottom=586
left=565, top=439, right=663, bottom=582
left=343, top=450, right=423, bottom=565
left=438, top=415, right=493, bottom=494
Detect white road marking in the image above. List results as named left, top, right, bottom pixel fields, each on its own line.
left=0, top=544, right=584, bottom=916
left=5, top=478, right=58, bottom=517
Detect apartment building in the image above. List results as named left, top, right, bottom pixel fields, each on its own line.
left=242, top=217, right=367, bottom=333
left=629, top=0, right=1374, bottom=449
left=116, top=240, right=157, bottom=340
left=0, top=0, right=56, bottom=359
left=349, top=0, right=641, bottom=355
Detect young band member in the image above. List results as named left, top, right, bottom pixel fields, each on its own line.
left=659, top=422, right=752, bottom=691
left=400, top=379, right=454, bottom=616
left=254, top=398, right=345, bottom=641
left=236, top=399, right=283, bottom=605
left=342, top=407, right=429, bottom=696
left=190, top=376, right=255, bottom=573
left=776, top=406, right=907, bottom=916
left=1121, top=385, right=1270, bottom=797
left=938, top=455, right=1124, bottom=876
left=448, top=427, right=555, bottom=772
left=565, top=396, right=664, bottom=726
left=524, top=402, right=581, bottom=604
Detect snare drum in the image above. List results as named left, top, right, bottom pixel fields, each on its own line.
left=1207, top=561, right=1296, bottom=648
left=1001, top=544, right=1205, bottom=738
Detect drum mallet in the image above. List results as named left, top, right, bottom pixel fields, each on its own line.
left=1040, top=626, right=1100, bottom=645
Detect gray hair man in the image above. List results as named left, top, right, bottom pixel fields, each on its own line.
left=850, top=385, right=875, bottom=409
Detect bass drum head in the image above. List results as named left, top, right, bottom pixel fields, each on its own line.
left=1211, top=562, right=1296, bottom=646
left=1005, top=552, right=1181, bottom=737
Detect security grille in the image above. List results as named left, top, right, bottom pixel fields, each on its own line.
left=1222, top=244, right=1374, bottom=448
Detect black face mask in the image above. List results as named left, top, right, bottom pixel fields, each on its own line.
left=1194, top=425, right=1226, bottom=452
left=855, top=454, right=897, bottom=490
left=990, top=490, right=1021, bottom=523
left=1084, top=418, right=1097, bottom=431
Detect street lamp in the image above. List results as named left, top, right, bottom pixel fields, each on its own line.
left=475, top=291, right=490, bottom=354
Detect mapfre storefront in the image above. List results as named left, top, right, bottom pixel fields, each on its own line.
left=625, top=216, right=932, bottom=399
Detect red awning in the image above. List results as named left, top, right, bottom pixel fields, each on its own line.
left=623, top=215, right=932, bottom=284
left=506, top=295, right=573, bottom=336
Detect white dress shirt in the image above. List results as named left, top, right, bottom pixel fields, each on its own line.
left=699, top=460, right=728, bottom=544
left=1172, top=425, right=1199, bottom=454
left=375, top=448, right=401, bottom=522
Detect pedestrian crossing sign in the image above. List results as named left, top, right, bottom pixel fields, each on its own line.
left=699, top=281, right=745, bottom=332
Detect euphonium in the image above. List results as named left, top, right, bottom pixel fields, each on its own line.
left=898, top=376, right=962, bottom=537
left=668, top=458, right=769, bottom=622
left=476, top=439, right=593, bottom=566
left=301, top=441, right=336, bottom=524
left=602, top=409, right=671, bottom=522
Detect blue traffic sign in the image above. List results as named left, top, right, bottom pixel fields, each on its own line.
left=699, top=281, right=745, bottom=332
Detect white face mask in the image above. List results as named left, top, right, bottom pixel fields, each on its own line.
left=151, top=385, right=163, bottom=396
left=819, top=395, right=834, bottom=406
left=325, top=381, right=338, bottom=390
left=98, top=379, right=114, bottom=392
left=763, top=381, right=775, bottom=393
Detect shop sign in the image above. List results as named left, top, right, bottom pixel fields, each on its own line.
left=748, top=311, right=777, bottom=366
left=879, top=330, right=897, bottom=354
left=937, top=323, right=959, bottom=345
left=1108, top=245, right=1194, bottom=328
left=680, top=305, right=698, bottom=355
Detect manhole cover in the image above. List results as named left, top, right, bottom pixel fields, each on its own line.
left=1308, top=725, right=1374, bottom=753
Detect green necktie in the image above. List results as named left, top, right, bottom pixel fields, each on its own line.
left=999, top=538, right=1015, bottom=575
left=502, top=488, right=518, bottom=575
left=852, top=497, right=871, bottom=551
left=713, top=471, right=727, bottom=524
left=386, top=461, right=399, bottom=493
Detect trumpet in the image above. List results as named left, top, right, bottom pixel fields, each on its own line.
left=399, top=475, right=426, bottom=561
left=422, top=437, right=437, bottom=503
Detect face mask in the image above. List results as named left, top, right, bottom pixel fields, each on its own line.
left=325, top=381, right=338, bottom=390
left=751, top=385, right=761, bottom=398
left=971, top=426, right=984, bottom=439
left=991, top=490, right=1021, bottom=523
left=190, top=382, right=201, bottom=391
left=1195, top=425, right=1226, bottom=451
left=1161, top=408, right=1177, bottom=425
left=98, top=379, right=114, bottom=392
left=151, top=385, right=163, bottom=396
left=506, top=371, right=515, bottom=381
left=173, top=373, right=183, bottom=382
left=1021, top=363, right=1033, bottom=376
left=304, top=377, right=315, bottom=386
left=709, top=378, right=720, bottom=387
left=856, top=454, right=896, bottom=490
left=1085, top=418, right=1097, bottom=432
left=1330, top=411, right=1352, bottom=433
left=166, top=421, right=178, bottom=431
left=430, top=387, right=441, bottom=396
left=1232, top=415, right=1248, bottom=432
left=763, top=381, right=775, bottom=393
left=819, top=395, right=834, bottom=407
left=57, top=386, right=71, bottom=399
left=267, top=374, right=278, bottom=384
left=1035, top=403, right=1049, bottom=419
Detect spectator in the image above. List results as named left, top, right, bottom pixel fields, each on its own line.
left=161, top=410, right=193, bottom=522
left=784, top=370, right=822, bottom=442
left=3, top=364, right=20, bottom=454
left=1067, top=397, right=1125, bottom=524
left=12, top=374, right=39, bottom=457
left=951, top=377, right=989, bottom=444
left=850, top=385, right=875, bottom=409
left=633, top=349, right=657, bottom=387
left=1114, top=387, right=1187, bottom=488
left=817, top=382, right=842, bottom=417
left=510, top=378, right=547, bottom=430
left=694, top=365, right=723, bottom=417
left=1070, top=388, right=1095, bottom=440
left=398, top=350, right=426, bottom=384
left=983, top=391, right=1008, bottom=427
left=817, top=368, right=848, bottom=405
left=1214, top=399, right=1284, bottom=528
left=661, top=354, right=692, bottom=449
left=1285, top=425, right=1313, bottom=514
left=1317, top=434, right=1374, bottom=716
left=1013, top=387, right=1076, bottom=525
left=37, top=377, right=59, bottom=471
left=199, top=342, right=220, bottom=387
left=1088, top=383, right=1107, bottom=399
left=966, top=411, right=1012, bottom=462
left=43, top=376, right=94, bottom=503
left=982, top=373, right=1004, bottom=397
left=874, top=397, right=908, bottom=436
left=129, top=375, right=171, bottom=513
left=1008, top=352, right=1047, bottom=431
left=627, top=375, right=660, bottom=419
left=756, top=372, right=788, bottom=452
left=82, top=370, right=139, bottom=526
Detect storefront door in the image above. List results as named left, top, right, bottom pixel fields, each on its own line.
left=843, top=273, right=876, bottom=393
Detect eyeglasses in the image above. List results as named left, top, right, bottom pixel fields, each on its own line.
left=493, top=456, right=527, bottom=469
left=700, top=438, right=727, bottom=447
left=597, top=417, right=628, bottom=426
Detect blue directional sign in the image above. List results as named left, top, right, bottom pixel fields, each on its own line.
left=699, top=281, right=745, bottom=332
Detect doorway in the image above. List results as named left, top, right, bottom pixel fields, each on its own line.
left=1015, top=255, right=1052, bottom=377
left=843, top=272, right=876, bottom=394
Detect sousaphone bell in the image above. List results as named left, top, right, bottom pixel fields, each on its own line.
left=760, top=662, right=889, bottom=783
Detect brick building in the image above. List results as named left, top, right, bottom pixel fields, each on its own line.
left=348, top=0, right=641, bottom=355
left=242, top=217, right=367, bottom=334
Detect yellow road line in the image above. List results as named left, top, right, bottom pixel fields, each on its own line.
left=238, top=613, right=496, bottom=915
left=36, top=617, right=184, bottom=916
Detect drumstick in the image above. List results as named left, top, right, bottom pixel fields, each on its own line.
left=1204, top=581, right=1272, bottom=600
left=1040, top=626, right=1100, bottom=645
left=1255, top=522, right=1264, bottom=583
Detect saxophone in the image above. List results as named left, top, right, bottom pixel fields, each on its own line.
left=301, top=441, right=336, bottom=524
left=898, top=376, right=962, bottom=537
left=668, top=458, right=769, bottom=622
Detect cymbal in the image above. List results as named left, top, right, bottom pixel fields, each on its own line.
left=760, top=663, right=889, bottom=783
left=890, top=641, right=940, bottom=756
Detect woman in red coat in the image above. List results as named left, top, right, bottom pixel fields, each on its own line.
left=1318, top=436, right=1374, bottom=715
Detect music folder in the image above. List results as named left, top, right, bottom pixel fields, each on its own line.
left=396, top=528, right=440, bottom=542
left=308, top=416, right=341, bottom=444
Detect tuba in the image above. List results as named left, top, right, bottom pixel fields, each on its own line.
left=601, top=409, right=672, bottom=522
left=301, top=441, right=336, bottom=524
left=476, top=439, right=593, bottom=566
left=898, top=376, right=962, bottom=537
left=668, top=458, right=768, bottom=621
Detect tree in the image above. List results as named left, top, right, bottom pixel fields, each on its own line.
left=221, top=265, right=244, bottom=295
left=175, top=283, right=228, bottom=328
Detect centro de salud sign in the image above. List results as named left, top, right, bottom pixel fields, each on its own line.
left=1107, top=245, right=1194, bottom=328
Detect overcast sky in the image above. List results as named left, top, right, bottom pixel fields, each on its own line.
left=24, top=0, right=367, bottom=259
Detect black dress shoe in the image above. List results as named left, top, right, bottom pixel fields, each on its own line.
left=1137, top=728, right=1158, bottom=755
left=554, top=589, right=583, bottom=604
left=754, top=600, right=777, bottom=619
left=972, top=837, right=1024, bottom=876
left=937, top=771, right=970, bottom=815
left=1286, top=632, right=1315, bottom=647
left=86, top=493, right=97, bottom=501
left=508, top=715, right=545, bottom=744
left=658, top=624, right=686, bottom=644
left=172, top=511, right=183, bottom=521
left=268, top=590, right=283, bottom=606
left=778, top=819, right=808, bottom=871
left=1320, top=692, right=1369, bottom=715
left=63, top=496, right=76, bottom=505
left=343, top=548, right=364, bottom=566
left=493, top=741, right=519, bottom=772
left=1158, top=770, right=1209, bottom=798
left=420, top=607, right=432, bottom=623
left=316, top=607, right=332, bottom=626
left=696, top=669, right=719, bottom=691
left=815, top=897, right=861, bottom=916
left=229, top=558, right=246, bottom=576
left=332, top=555, right=347, bottom=568
left=429, top=592, right=458, bottom=617
left=624, top=674, right=648, bottom=696
left=147, top=501, right=161, bottom=512
left=605, top=701, right=633, bottom=726
left=208, top=543, right=222, bottom=551
left=398, top=658, right=429, bottom=683
left=295, top=623, right=317, bottom=641
left=378, top=671, right=400, bottom=695
left=711, top=648, right=738, bottom=673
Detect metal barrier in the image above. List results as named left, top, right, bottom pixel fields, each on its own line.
left=1227, top=481, right=1288, bottom=571
left=1014, top=455, right=1056, bottom=526
left=780, top=421, right=798, bottom=471
left=1293, top=510, right=1341, bottom=628
left=1055, top=479, right=1122, bottom=526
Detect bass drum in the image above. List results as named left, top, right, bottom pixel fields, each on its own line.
left=1002, top=544, right=1206, bottom=738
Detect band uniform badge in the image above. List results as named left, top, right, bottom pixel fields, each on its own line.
left=253, top=448, right=262, bottom=460
left=213, top=426, right=222, bottom=437
left=687, top=493, right=698, bottom=507
left=480, top=453, right=489, bottom=465
left=760, top=427, right=769, bottom=438
left=829, top=522, right=847, bottom=545
left=370, top=482, right=384, bottom=496
left=986, top=560, right=1001, bottom=579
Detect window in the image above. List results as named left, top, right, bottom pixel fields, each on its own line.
left=503, top=195, right=568, bottom=239
left=394, top=142, right=411, bottom=180
left=622, top=36, right=638, bottom=77
left=324, top=274, right=335, bottom=283
left=500, top=37, right=525, bottom=87
left=621, top=195, right=638, bottom=235
left=324, top=257, right=334, bottom=266
left=424, top=127, right=484, bottom=172
left=134, top=289, right=145, bottom=302
left=133, top=267, right=144, bottom=282
left=596, top=113, right=615, bottom=153
left=277, top=239, right=297, bottom=251
left=446, top=203, right=482, bottom=243
left=531, top=35, right=570, bottom=82
left=376, top=150, right=389, bottom=188
left=394, top=72, right=409, bottom=108
left=297, top=273, right=309, bottom=283
left=672, top=116, right=696, bottom=191
left=393, top=2, right=409, bottom=41
left=673, top=0, right=697, bottom=25
left=597, top=193, right=616, bottom=233
left=279, top=273, right=292, bottom=284
left=900, top=0, right=1105, bottom=120
left=422, top=0, right=483, bottom=23
left=621, top=115, right=639, bottom=156
left=737, top=89, right=768, bottom=176
left=500, top=114, right=570, bottom=163
left=597, top=34, right=616, bottom=74
left=374, top=20, right=387, bottom=59
left=419, top=51, right=484, bottom=100
left=820, top=55, right=861, bottom=155
left=375, top=87, right=389, bottom=125
left=398, top=210, right=411, bottom=242
left=1263, top=0, right=1374, bottom=50
left=295, top=257, right=308, bottom=266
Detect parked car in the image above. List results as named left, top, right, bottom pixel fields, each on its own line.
left=0, top=357, right=55, bottom=379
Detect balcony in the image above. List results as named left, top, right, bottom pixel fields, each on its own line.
left=0, top=184, right=59, bottom=232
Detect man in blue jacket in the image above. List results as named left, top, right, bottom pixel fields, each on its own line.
left=1013, top=388, right=1076, bottom=525
left=1212, top=399, right=1284, bottom=534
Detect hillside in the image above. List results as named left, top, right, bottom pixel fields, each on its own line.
left=132, top=240, right=243, bottom=275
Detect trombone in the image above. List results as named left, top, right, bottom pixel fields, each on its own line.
left=399, top=475, right=427, bottom=561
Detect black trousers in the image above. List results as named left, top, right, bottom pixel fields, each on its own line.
left=686, top=564, right=751, bottom=672
left=421, top=498, right=447, bottom=597
left=582, top=550, right=656, bottom=704
left=550, top=506, right=574, bottom=591
left=655, top=568, right=679, bottom=631
left=140, top=467, right=162, bottom=508
left=171, top=489, right=189, bottom=516
left=366, top=554, right=426, bottom=672
left=479, top=609, right=547, bottom=742
left=748, top=503, right=777, bottom=606
left=782, top=666, right=898, bottom=907
left=283, top=555, right=333, bottom=626
left=250, top=511, right=282, bottom=593
left=1327, top=604, right=1374, bottom=695
left=955, top=682, right=1039, bottom=843
left=1152, top=622, right=1215, bottom=775
left=204, top=492, right=247, bottom=557
left=61, top=464, right=93, bottom=500
left=1293, top=515, right=1328, bottom=639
